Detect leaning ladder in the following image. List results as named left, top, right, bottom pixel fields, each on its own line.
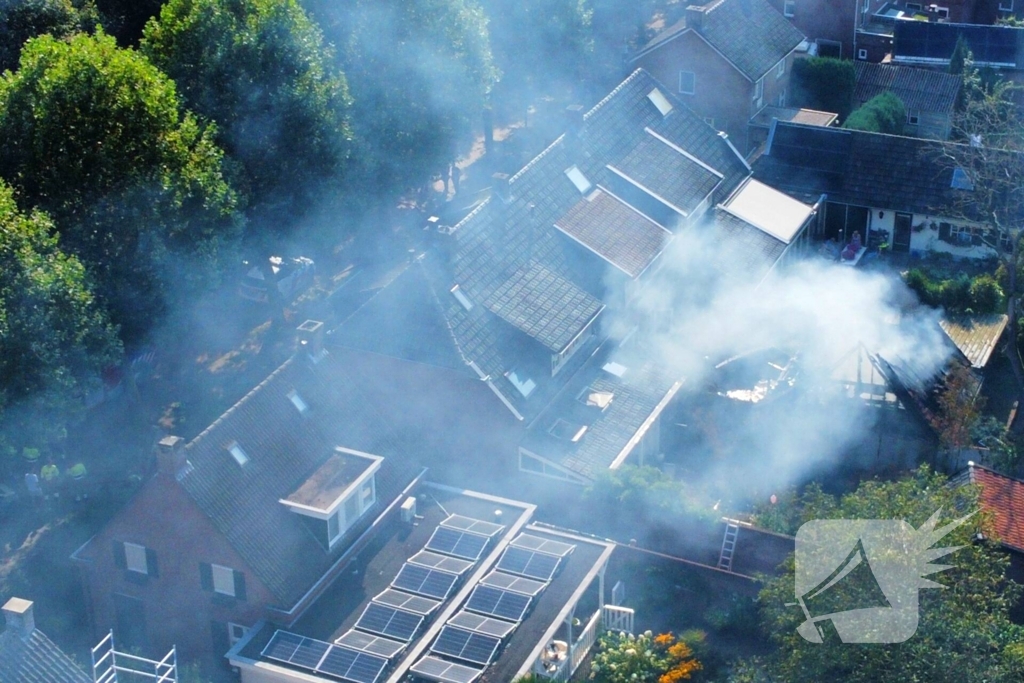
left=718, top=522, right=740, bottom=571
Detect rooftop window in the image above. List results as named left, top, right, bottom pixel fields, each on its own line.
left=648, top=87, right=674, bottom=114
left=451, top=284, right=474, bottom=311
left=951, top=167, right=974, bottom=191
left=506, top=369, right=536, bottom=398
left=287, top=390, right=308, bottom=415
left=549, top=418, right=588, bottom=442
left=602, top=361, right=628, bottom=378
left=227, top=441, right=249, bottom=467
left=577, top=386, right=614, bottom=410
left=565, top=165, right=592, bottom=194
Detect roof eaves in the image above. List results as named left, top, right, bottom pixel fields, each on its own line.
left=608, top=377, right=685, bottom=470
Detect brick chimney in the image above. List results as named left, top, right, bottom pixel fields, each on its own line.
left=492, top=173, right=511, bottom=204
left=686, top=4, right=705, bottom=32
left=156, top=435, right=186, bottom=477
left=297, top=320, right=325, bottom=359
left=3, top=598, right=35, bottom=639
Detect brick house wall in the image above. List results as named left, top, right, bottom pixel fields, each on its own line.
left=768, top=0, right=857, bottom=58
left=74, top=472, right=274, bottom=675
left=634, top=31, right=765, bottom=151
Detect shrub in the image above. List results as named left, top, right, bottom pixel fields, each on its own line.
left=844, top=92, right=906, bottom=135
left=904, top=269, right=1003, bottom=314
left=791, top=57, right=856, bottom=120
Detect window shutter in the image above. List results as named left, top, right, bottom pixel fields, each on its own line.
left=113, top=541, right=127, bottom=570
left=145, top=548, right=159, bottom=578
left=210, top=620, right=230, bottom=658
left=233, top=570, right=247, bottom=602
left=200, top=562, right=213, bottom=591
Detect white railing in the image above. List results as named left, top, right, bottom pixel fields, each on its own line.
left=535, top=605, right=634, bottom=681
left=91, top=631, right=177, bottom=683
left=601, top=605, right=634, bottom=634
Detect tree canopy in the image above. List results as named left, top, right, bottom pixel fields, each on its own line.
left=0, top=31, right=241, bottom=343
left=737, top=468, right=1024, bottom=683
left=843, top=92, right=905, bottom=135
left=791, top=57, right=855, bottom=121
left=0, top=179, right=121, bottom=452
left=142, top=0, right=353, bottom=225
left=0, top=0, right=98, bottom=73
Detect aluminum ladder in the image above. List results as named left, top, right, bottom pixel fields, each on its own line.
left=718, top=522, right=740, bottom=571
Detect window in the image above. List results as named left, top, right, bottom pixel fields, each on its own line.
left=784, top=0, right=796, bottom=16
left=647, top=88, right=673, bottom=115
left=450, top=285, right=473, bottom=311
left=602, top=361, right=627, bottom=377
left=936, top=7, right=949, bottom=18
left=344, top=495, right=359, bottom=527
left=753, top=77, right=764, bottom=104
left=506, top=369, right=536, bottom=398
left=778, top=89, right=787, bottom=107
left=287, top=390, right=308, bottom=415
left=549, top=419, right=588, bottom=442
left=212, top=564, right=236, bottom=596
left=775, top=59, right=786, bottom=79
left=678, top=71, right=695, bottom=95
left=950, top=225, right=973, bottom=244
left=907, top=2, right=922, bottom=9
left=1000, top=0, right=1014, bottom=10
left=907, top=110, right=920, bottom=125
left=328, top=511, right=341, bottom=543
left=125, top=542, right=148, bottom=574
left=858, top=48, right=868, bottom=60
left=226, top=442, right=249, bottom=467
left=951, top=167, right=974, bottom=190
left=577, top=386, right=614, bottom=410
left=361, top=479, right=375, bottom=508
left=228, top=623, right=250, bottom=647
left=564, top=165, right=592, bottom=194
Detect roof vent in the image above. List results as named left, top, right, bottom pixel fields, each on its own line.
left=647, top=88, right=673, bottom=116
left=226, top=441, right=250, bottom=467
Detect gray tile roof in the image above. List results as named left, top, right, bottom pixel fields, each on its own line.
left=554, top=189, right=670, bottom=277
left=706, top=208, right=788, bottom=283
left=636, top=0, right=805, bottom=80
left=0, top=629, right=91, bottom=683
left=179, top=354, right=421, bottom=608
left=483, top=263, right=603, bottom=353
left=854, top=62, right=960, bottom=114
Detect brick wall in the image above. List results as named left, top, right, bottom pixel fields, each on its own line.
left=768, top=0, right=857, bottom=58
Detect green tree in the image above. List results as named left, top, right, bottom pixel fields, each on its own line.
left=790, top=57, right=856, bottom=121
left=0, top=0, right=99, bottom=73
left=735, top=468, right=1024, bottom=683
left=844, top=92, right=905, bottom=135
left=142, top=0, right=353, bottom=225
left=0, top=31, right=240, bottom=343
left=949, top=34, right=970, bottom=77
left=0, top=179, right=121, bottom=454
left=342, top=0, right=497, bottom=192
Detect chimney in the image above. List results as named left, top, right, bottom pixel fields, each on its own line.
left=3, top=598, right=35, bottom=638
left=492, top=173, right=511, bottom=204
left=685, top=5, right=705, bottom=32
left=564, top=104, right=585, bottom=138
left=157, top=435, right=186, bottom=476
left=297, top=320, right=325, bottom=358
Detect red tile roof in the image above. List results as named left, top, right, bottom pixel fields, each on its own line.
left=966, top=464, right=1024, bottom=552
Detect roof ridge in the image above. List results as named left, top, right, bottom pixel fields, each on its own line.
left=970, top=461, right=1024, bottom=486
left=185, top=356, right=296, bottom=451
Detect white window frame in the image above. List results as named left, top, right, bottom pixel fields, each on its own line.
left=778, top=89, right=787, bottom=107
left=935, top=6, right=949, bottom=17
left=784, top=0, right=796, bottom=17
left=328, top=510, right=341, bottom=544
left=775, top=59, right=786, bottom=79
left=678, top=71, right=696, bottom=95
left=564, top=165, right=592, bottom=194
left=124, top=542, right=148, bottom=575
left=228, top=623, right=250, bottom=647
left=999, top=0, right=1014, bottom=11
left=227, top=442, right=249, bottom=467
left=858, top=48, right=868, bottom=60
left=361, top=479, right=375, bottom=508
left=753, top=77, right=764, bottom=105
left=211, top=564, right=236, bottom=597
left=907, top=110, right=920, bottom=125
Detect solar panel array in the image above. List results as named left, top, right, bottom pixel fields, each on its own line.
left=497, top=546, right=561, bottom=581
left=393, top=563, right=459, bottom=600
left=411, top=550, right=475, bottom=575
left=374, top=588, right=441, bottom=616
left=335, top=630, right=406, bottom=659
left=480, top=570, right=547, bottom=596
left=431, top=626, right=501, bottom=666
left=262, top=630, right=388, bottom=683
left=511, top=534, right=576, bottom=558
left=426, top=527, right=489, bottom=560
left=410, top=656, right=482, bottom=683
left=448, top=610, right=517, bottom=639
left=441, top=514, right=506, bottom=538
left=465, top=585, right=531, bottom=622
left=356, top=603, right=424, bottom=641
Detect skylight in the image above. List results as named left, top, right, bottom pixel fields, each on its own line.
left=602, top=361, right=628, bottom=377
left=578, top=386, right=614, bottom=410
left=951, top=167, right=975, bottom=191
left=506, top=369, right=536, bottom=398
left=451, top=284, right=473, bottom=311
left=227, top=442, right=249, bottom=467
left=647, top=88, right=673, bottom=116
left=287, top=389, right=308, bottom=415
left=565, top=165, right=592, bottom=194
left=549, top=418, right=588, bottom=442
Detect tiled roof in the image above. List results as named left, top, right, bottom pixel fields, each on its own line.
left=854, top=62, right=960, bottom=114
left=0, top=629, right=91, bottom=683
left=706, top=208, right=788, bottom=283
left=179, top=354, right=421, bottom=607
left=894, top=21, right=1024, bottom=69
left=483, top=263, right=604, bottom=354
left=636, top=0, right=804, bottom=80
left=754, top=122, right=998, bottom=219
left=962, top=463, right=1024, bottom=552
left=750, top=106, right=838, bottom=129
left=554, top=189, right=670, bottom=278
left=939, top=314, right=1008, bottom=369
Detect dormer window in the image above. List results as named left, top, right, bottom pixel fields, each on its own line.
left=227, top=442, right=249, bottom=467
left=287, top=390, right=309, bottom=415
left=549, top=419, right=588, bottom=442
left=565, top=166, right=592, bottom=194
left=506, top=369, right=537, bottom=398
left=451, top=284, right=474, bottom=311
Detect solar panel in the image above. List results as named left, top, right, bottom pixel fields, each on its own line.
left=335, top=630, right=406, bottom=659
left=426, top=527, right=488, bottom=560
left=430, top=626, right=501, bottom=666
left=392, top=563, right=458, bottom=600
left=318, top=645, right=387, bottom=683
left=410, top=550, right=475, bottom=575
left=262, top=630, right=330, bottom=670
left=480, top=571, right=547, bottom=597
left=448, top=610, right=517, bottom=639
left=373, top=588, right=441, bottom=616
left=497, top=546, right=561, bottom=581
left=511, top=534, right=575, bottom=557
left=410, top=656, right=482, bottom=683
left=465, top=585, right=530, bottom=622
left=355, top=603, right=423, bottom=641
left=441, top=514, right=505, bottom=538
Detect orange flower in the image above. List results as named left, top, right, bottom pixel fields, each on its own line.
left=668, top=642, right=693, bottom=659
left=653, top=633, right=675, bottom=646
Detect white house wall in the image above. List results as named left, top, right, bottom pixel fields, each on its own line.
left=865, top=208, right=997, bottom=259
